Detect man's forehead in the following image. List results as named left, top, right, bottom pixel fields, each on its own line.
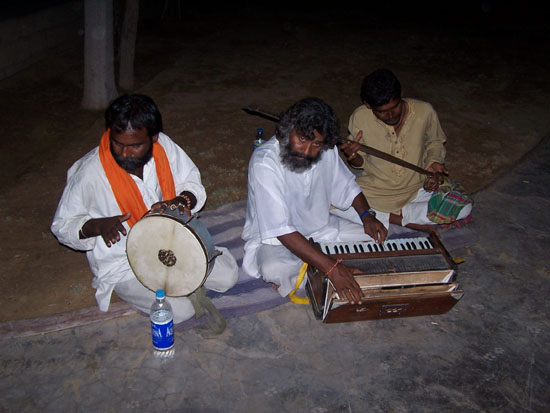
left=293, top=128, right=325, bottom=143
left=110, top=127, right=150, bottom=141
left=371, top=97, right=401, bottom=113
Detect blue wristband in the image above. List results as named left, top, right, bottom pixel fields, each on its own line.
left=360, top=209, right=375, bottom=220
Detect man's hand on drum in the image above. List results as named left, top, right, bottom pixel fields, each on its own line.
left=327, top=263, right=363, bottom=305
left=80, top=213, right=131, bottom=247
left=150, top=192, right=196, bottom=217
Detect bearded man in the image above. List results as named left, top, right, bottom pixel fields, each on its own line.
left=51, top=94, right=238, bottom=323
left=241, top=97, right=387, bottom=304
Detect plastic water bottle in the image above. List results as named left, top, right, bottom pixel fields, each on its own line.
left=150, top=289, right=175, bottom=359
left=253, top=128, right=265, bottom=150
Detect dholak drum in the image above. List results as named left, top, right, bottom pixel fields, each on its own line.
left=126, top=209, right=220, bottom=297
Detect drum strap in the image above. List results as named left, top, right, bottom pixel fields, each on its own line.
left=188, top=286, right=227, bottom=334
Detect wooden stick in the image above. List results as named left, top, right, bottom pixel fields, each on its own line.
left=343, top=139, right=433, bottom=176
left=242, top=106, right=280, bottom=122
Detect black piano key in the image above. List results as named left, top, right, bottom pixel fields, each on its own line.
left=319, top=238, right=439, bottom=257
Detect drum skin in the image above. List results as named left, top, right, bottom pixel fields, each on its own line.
left=126, top=210, right=217, bottom=296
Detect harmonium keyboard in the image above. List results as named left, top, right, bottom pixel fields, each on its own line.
left=305, top=233, right=464, bottom=323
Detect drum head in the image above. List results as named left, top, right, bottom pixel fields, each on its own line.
left=126, top=214, right=209, bottom=296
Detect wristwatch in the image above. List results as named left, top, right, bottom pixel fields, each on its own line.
left=360, top=209, right=376, bottom=220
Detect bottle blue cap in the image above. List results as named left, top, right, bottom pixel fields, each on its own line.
left=156, top=289, right=165, bottom=298
left=257, top=128, right=263, bottom=133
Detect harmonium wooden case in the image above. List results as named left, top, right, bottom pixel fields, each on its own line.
left=305, top=233, right=464, bottom=323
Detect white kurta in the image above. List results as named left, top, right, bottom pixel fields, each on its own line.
left=51, top=133, right=210, bottom=312
left=241, top=137, right=363, bottom=279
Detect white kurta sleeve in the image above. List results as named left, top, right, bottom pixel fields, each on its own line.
left=250, top=162, right=296, bottom=241
left=327, top=147, right=362, bottom=210
left=51, top=157, right=99, bottom=252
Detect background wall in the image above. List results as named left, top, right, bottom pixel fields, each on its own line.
left=0, top=0, right=83, bottom=80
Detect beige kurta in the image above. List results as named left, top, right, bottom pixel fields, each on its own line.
left=348, top=98, right=446, bottom=214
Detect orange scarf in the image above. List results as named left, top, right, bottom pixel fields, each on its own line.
left=98, top=129, right=176, bottom=227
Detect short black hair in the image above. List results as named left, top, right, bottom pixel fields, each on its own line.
left=360, top=68, right=402, bottom=107
left=105, top=94, right=163, bottom=137
left=275, top=97, right=340, bottom=148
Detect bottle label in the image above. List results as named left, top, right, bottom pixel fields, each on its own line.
left=151, top=319, right=174, bottom=350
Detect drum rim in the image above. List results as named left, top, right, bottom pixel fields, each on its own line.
left=126, top=212, right=211, bottom=296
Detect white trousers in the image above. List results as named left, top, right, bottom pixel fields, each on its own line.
left=114, top=246, right=238, bottom=324
left=257, top=216, right=373, bottom=298
left=330, top=188, right=472, bottom=229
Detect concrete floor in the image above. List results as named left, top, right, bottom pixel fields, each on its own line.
left=1, top=137, right=549, bottom=412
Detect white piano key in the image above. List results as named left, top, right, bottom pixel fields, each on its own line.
left=318, top=236, right=434, bottom=254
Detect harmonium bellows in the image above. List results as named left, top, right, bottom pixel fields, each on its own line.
left=305, top=234, right=464, bottom=323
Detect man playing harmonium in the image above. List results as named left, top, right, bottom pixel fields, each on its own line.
left=337, top=68, right=473, bottom=232
left=51, top=94, right=238, bottom=323
left=241, top=97, right=387, bottom=304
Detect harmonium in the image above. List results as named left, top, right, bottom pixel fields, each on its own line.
left=305, top=233, right=464, bottom=323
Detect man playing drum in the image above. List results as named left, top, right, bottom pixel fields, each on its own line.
left=51, top=94, right=238, bottom=323
left=241, top=97, right=387, bottom=305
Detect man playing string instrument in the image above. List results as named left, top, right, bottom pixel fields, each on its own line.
left=51, top=94, right=238, bottom=323
left=337, top=68, right=473, bottom=232
left=241, top=97, right=387, bottom=304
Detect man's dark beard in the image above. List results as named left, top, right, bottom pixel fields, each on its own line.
left=112, top=144, right=153, bottom=173
left=280, top=139, right=322, bottom=173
